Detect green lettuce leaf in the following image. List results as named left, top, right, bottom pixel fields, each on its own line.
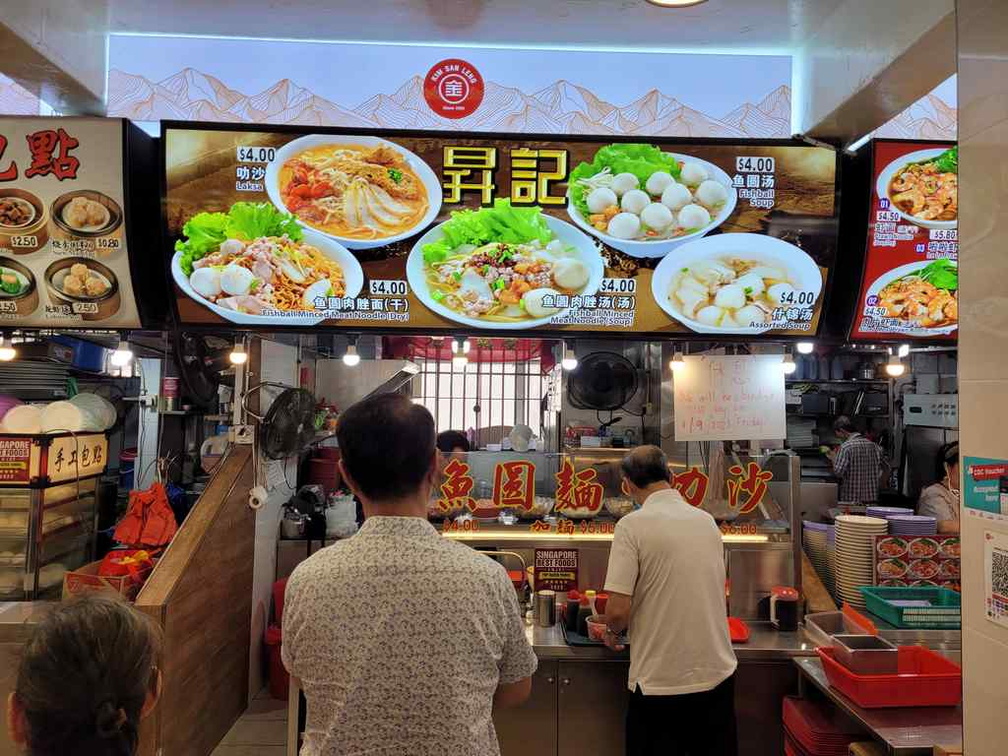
left=421, top=199, right=552, bottom=264
left=568, top=143, right=682, bottom=217
left=918, top=258, right=957, bottom=291
left=175, top=212, right=228, bottom=276
left=933, top=146, right=957, bottom=174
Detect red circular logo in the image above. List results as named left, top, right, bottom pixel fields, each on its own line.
left=423, top=59, right=484, bottom=119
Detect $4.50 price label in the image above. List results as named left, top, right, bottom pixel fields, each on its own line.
left=369, top=279, right=409, bottom=297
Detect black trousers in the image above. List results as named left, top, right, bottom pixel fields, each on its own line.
left=626, top=673, right=738, bottom=756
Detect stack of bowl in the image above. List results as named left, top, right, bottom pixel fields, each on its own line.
left=835, top=515, right=888, bottom=608
left=803, top=521, right=834, bottom=596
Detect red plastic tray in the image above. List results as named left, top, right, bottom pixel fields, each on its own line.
left=727, top=616, right=750, bottom=643
left=816, top=646, right=962, bottom=709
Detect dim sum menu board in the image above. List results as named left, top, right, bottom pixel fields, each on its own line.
left=163, top=123, right=839, bottom=336
left=0, top=117, right=141, bottom=328
left=851, top=140, right=957, bottom=341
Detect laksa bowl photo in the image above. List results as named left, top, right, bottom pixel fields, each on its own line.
left=266, top=134, right=442, bottom=250
left=651, top=233, right=823, bottom=334
left=567, top=143, right=737, bottom=259
left=407, top=200, right=604, bottom=330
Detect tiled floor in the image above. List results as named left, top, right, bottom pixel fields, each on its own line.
left=212, top=688, right=289, bottom=755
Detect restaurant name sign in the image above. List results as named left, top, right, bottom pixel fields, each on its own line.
left=164, top=123, right=839, bottom=337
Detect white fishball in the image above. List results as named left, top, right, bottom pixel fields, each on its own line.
left=620, top=189, right=650, bottom=216
left=645, top=171, right=675, bottom=196
left=736, top=304, right=768, bottom=327
left=695, top=305, right=725, bottom=327
left=586, top=187, right=618, bottom=214
left=607, top=212, right=642, bottom=240
left=734, top=272, right=766, bottom=297
left=696, top=180, right=728, bottom=209
left=767, top=283, right=796, bottom=307
left=640, top=202, right=674, bottom=231
left=190, top=267, right=222, bottom=299
left=219, top=238, right=245, bottom=257
left=523, top=288, right=563, bottom=318
left=713, top=284, right=746, bottom=310
left=661, top=183, right=692, bottom=211
left=552, top=258, right=590, bottom=290
left=680, top=162, right=709, bottom=186
left=610, top=173, right=639, bottom=197
left=220, top=263, right=255, bottom=296
left=677, top=204, right=712, bottom=230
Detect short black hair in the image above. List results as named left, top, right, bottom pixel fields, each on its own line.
left=337, top=394, right=436, bottom=501
left=621, top=445, right=671, bottom=488
left=833, top=415, right=855, bottom=434
left=936, top=441, right=959, bottom=482
left=436, top=430, right=470, bottom=453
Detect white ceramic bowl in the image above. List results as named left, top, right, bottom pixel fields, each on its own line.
left=651, top=232, right=823, bottom=335
left=875, top=147, right=957, bottom=231
left=862, top=260, right=958, bottom=337
left=566, top=153, right=737, bottom=260
left=171, top=228, right=364, bottom=325
left=265, top=134, right=442, bottom=250
left=406, top=214, right=604, bottom=330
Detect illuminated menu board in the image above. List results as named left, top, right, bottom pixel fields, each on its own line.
left=163, top=123, right=839, bottom=337
left=0, top=117, right=142, bottom=328
left=851, top=140, right=957, bottom=341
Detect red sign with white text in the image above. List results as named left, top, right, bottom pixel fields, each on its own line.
left=851, top=140, right=957, bottom=341
left=423, top=59, right=485, bottom=119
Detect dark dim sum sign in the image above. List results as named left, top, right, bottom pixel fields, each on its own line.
left=0, top=116, right=141, bottom=329
left=851, top=140, right=957, bottom=341
left=163, top=122, right=839, bottom=337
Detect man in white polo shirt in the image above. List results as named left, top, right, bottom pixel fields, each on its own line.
left=603, top=445, right=738, bottom=756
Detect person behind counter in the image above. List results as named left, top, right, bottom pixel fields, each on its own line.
left=436, top=429, right=471, bottom=456
left=827, top=415, right=889, bottom=504
left=918, top=441, right=960, bottom=533
left=602, top=445, right=738, bottom=756
left=7, top=594, right=162, bottom=756
left=282, top=394, right=536, bottom=756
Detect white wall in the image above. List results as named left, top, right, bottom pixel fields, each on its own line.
left=247, top=339, right=299, bottom=700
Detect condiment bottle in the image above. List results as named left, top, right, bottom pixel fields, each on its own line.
left=585, top=589, right=598, bottom=616
left=576, top=596, right=593, bottom=637
left=565, top=590, right=581, bottom=632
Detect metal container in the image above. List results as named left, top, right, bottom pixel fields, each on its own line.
left=534, top=589, right=557, bottom=627
left=831, top=633, right=898, bottom=675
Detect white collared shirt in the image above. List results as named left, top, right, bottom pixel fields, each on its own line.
left=604, top=488, right=737, bottom=695
left=283, top=516, right=537, bottom=755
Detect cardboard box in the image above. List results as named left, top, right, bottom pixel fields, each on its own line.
left=62, top=560, right=153, bottom=601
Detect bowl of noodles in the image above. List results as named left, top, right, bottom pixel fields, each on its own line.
left=171, top=202, right=363, bottom=325
left=876, top=147, right=957, bottom=231
left=864, top=260, right=957, bottom=336
left=266, top=134, right=442, bottom=250
left=406, top=200, right=605, bottom=329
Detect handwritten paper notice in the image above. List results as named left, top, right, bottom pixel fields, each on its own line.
left=673, top=355, right=786, bottom=441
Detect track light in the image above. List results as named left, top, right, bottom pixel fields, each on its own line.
left=453, top=337, right=471, bottom=355
left=561, top=342, right=578, bottom=371
left=463, top=338, right=471, bottom=354
left=0, top=335, right=15, bottom=362
left=781, top=350, right=797, bottom=375
left=796, top=341, right=815, bottom=355
left=670, top=351, right=685, bottom=372
left=885, top=353, right=906, bottom=377
left=229, top=338, right=247, bottom=365
left=110, top=338, right=133, bottom=367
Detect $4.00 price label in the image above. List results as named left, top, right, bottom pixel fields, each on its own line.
left=369, top=279, right=409, bottom=297
left=599, top=278, right=637, bottom=295
left=236, top=146, right=277, bottom=163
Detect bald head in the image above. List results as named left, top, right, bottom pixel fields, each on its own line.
left=621, top=445, right=671, bottom=489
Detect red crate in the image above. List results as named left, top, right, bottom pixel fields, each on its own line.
left=817, top=646, right=962, bottom=709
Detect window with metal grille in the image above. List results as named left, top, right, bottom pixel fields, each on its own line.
left=412, top=356, right=551, bottom=443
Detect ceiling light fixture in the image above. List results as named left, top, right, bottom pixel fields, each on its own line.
left=229, top=338, right=248, bottom=365
left=0, top=335, right=15, bottom=362
left=670, top=350, right=685, bottom=372
left=781, top=350, right=797, bottom=375
left=561, top=342, right=578, bottom=371
left=110, top=337, right=133, bottom=367
left=898, top=344, right=910, bottom=358
left=885, top=353, right=906, bottom=377
left=796, top=341, right=815, bottom=355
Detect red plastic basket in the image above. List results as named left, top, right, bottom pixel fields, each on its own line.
left=816, top=646, right=962, bottom=708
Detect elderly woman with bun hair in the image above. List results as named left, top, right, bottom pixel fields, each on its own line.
left=7, top=594, right=162, bottom=756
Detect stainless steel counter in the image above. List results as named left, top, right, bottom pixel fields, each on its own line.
left=795, top=656, right=962, bottom=756
left=526, top=620, right=816, bottom=661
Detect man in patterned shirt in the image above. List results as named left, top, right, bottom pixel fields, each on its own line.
left=829, top=416, right=888, bottom=504
left=283, top=394, right=536, bottom=756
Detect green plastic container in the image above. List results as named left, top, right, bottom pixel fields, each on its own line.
left=858, top=586, right=961, bottom=629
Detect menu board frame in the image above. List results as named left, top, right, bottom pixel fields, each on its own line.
left=0, top=116, right=159, bottom=331
left=848, top=138, right=958, bottom=344
left=160, top=120, right=843, bottom=341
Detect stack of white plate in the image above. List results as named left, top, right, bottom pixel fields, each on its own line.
left=803, top=521, right=834, bottom=595
left=835, top=515, right=888, bottom=608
